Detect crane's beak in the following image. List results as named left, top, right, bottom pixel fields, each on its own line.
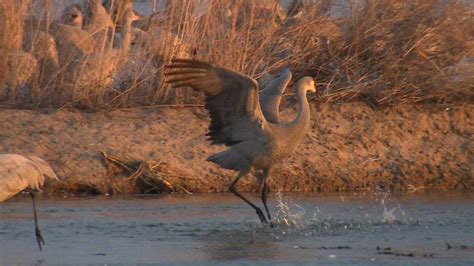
left=131, top=10, right=143, bottom=22
left=309, top=80, right=317, bottom=93
left=307, top=79, right=322, bottom=102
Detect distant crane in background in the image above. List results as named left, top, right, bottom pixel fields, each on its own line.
left=0, top=154, right=58, bottom=251
left=165, top=59, right=316, bottom=226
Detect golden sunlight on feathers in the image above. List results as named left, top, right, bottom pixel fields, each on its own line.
left=165, top=59, right=316, bottom=225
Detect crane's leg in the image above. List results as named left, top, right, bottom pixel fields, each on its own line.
left=29, top=192, right=45, bottom=251
left=229, top=168, right=268, bottom=224
left=260, top=169, right=273, bottom=227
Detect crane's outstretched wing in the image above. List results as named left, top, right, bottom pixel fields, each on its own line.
left=259, top=69, right=292, bottom=123
left=164, top=59, right=267, bottom=146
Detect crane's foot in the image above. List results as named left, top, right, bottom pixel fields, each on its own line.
left=35, top=227, right=45, bottom=251
left=256, top=208, right=268, bottom=224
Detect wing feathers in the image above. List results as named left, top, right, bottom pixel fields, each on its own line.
left=166, top=75, right=205, bottom=83
left=164, top=59, right=267, bottom=146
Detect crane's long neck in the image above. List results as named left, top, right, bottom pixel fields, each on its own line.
left=277, top=83, right=312, bottom=152
left=290, top=84, right=311, bottom=131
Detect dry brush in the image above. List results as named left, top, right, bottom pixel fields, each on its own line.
left=0, top=0, right=472, bottom=109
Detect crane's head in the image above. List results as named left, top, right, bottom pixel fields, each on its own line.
left=60, top=4, right=84, bottom=28
left=296, top=76, right=317, bottom=93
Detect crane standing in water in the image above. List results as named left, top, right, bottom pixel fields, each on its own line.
left=165, top=59, right=316, bottom=226
left=0, top=154, right=58, bottom=250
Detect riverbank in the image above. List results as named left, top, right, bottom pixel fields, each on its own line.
left=0, top=102, right=472, bottom=194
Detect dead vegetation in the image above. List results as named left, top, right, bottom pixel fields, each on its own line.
left=50, top=151, right=193, bottom=195
left=0, top=0, right=472, bottom=109
left=101, top=151, right=180, bottom=194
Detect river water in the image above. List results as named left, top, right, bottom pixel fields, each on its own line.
left=0, top=191, right=473, bottom=265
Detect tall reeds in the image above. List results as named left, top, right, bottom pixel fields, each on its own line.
left=0, top=0, right=472, bottom=108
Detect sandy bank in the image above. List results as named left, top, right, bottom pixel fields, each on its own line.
left=0, top=102, right=472, bottom=194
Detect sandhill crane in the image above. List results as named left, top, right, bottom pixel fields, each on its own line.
left=165, top=59, right=316, bottom=225
left=59, top=3, right=84, bottom=28
left=259, top=69, right=292, bottom=123
left=62, top=7, right=138, bottom=94
left=52, top=5, right=96, bottom=68
left=0, top=154, right=58, bottom=250
left=83, top=0, right=115, bottom=51
left=102, top=0, right=133, bottom=25
left=52, top=1, right=115, bottom=63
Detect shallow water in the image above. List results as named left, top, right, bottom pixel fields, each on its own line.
left=0, top=191, right=473, bottom=265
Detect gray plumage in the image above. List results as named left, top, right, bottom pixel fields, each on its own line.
left=165, top=59, right=316, bottom=225
left=83, top=0, right=115, bottom=50
left=259, top=69, right=292, bottom=123
left=0, top=154, right=57, bottom=202
left=0, top=154, right=58, bottom=250
left=52, top=5, right=96, bottom=67
left=59, top=3, right=84, bottom=28
left=57, top=8, right=138, bottom=91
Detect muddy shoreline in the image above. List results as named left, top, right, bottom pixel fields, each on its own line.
left=0, top=102, right=472, bottom=194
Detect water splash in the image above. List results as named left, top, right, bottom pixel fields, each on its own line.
left=381, top=195, right=407, bottom=225
left=273, top=192, right=306, bottom=230
left=268, top=192, right=422, bottom=240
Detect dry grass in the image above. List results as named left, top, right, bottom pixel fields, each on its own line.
left=49, top=152, right=187, bottom=195
left=0, top=0, right=472, bottom=108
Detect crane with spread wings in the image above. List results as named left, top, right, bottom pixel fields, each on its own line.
left=165, top=59, right=316, bottom=225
